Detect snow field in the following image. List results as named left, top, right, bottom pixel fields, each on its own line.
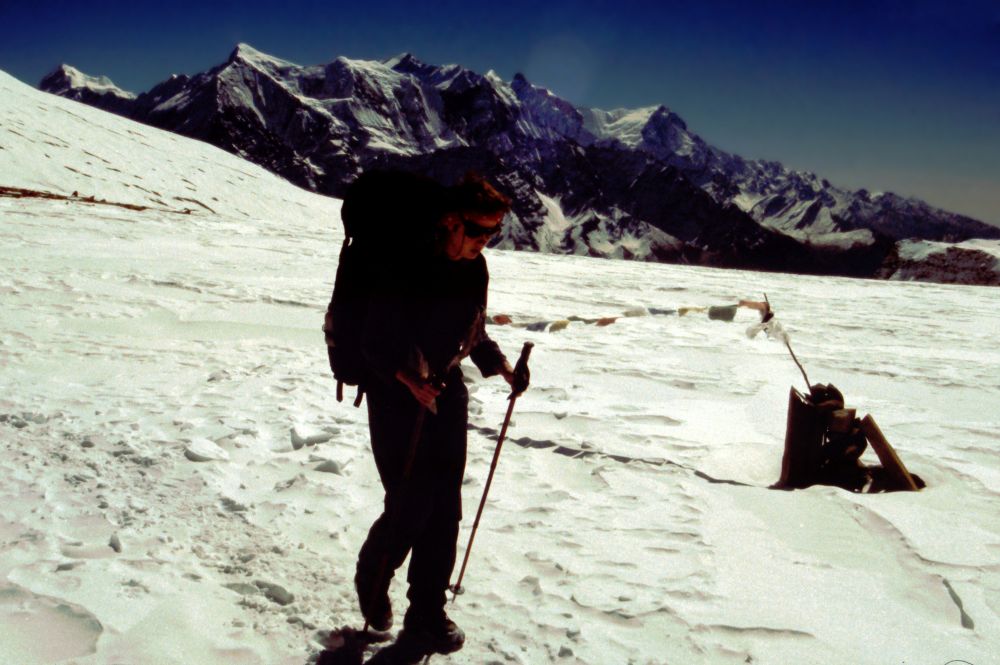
left=2, top=69, right=1000, bottom=664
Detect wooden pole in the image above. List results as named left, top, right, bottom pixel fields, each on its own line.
left=776, top=387, right=826, bottom=488
left=859, top=415, right=919, bottom=491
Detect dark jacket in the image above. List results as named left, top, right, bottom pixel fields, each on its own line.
left=361, top=253, right=506, bottom=386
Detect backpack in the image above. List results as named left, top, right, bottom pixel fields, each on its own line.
left=324, top=170, right=446, bottom=405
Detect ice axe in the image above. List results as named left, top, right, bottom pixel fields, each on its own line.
left=450, top=341, right=533, bottom=601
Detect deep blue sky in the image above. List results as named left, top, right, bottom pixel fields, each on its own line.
left=3, top=0, right=998, bottom=225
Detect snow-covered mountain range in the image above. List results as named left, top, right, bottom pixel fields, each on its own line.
left=40, top=44, right=1000, bottom=282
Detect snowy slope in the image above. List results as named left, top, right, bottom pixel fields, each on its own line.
left=3, top=69, right=1000, bottom=665
left=3, top=69, right=334, bottom=224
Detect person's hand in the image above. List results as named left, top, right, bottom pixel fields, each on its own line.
left=396, top=370, right=441, bottom=409
left=501, top=361, right=529, bottom=396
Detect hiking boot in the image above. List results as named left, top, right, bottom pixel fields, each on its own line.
left=355, top=570, right=393, bottom=631
left=401, top=608, right=464, bottom=655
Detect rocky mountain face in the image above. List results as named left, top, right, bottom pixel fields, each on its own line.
left=39, top=65, right=136, bottom=116
left=877, top=239, right=1000, bottom=286
left=40, top=44, right=1000, bottom=282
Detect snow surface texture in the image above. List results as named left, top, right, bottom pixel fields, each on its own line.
left=2, top=70, right=999, bottom=664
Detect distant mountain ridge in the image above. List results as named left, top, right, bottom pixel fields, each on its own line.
left=39, top=44, right=1000, bottom=280
left=39, top=65, right=135, bottom=116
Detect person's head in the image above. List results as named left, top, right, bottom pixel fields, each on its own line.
left=438, top=174, right=511, bottom=261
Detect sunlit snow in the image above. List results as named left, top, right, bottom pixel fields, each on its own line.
left=2, top=70, right=998, bottom=665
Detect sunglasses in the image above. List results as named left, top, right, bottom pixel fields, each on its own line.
left=461, top=216, right=503, bottom=239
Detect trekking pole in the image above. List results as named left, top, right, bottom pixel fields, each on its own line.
left=450, top=342, right=533, bottom=601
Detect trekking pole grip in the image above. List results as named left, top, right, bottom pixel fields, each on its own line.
left=510, top=341, right=533, bottom=399
left=516, top=341, right=533, bottom=368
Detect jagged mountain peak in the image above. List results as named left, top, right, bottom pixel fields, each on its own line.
left=386, top=54, right=472, bottom=89
left=39, top=64, right=134, bottom=99
left=384, top=52, right=428, bottom=71
left=45, top=63, right=82, bottom=83
left=509, top=73, right=587, bottom=142
left=225, top=43, right=303, bottom=82
left=510, top=74, right=583, bottom=113
left=647, top=104, right=687, bottom=130
left=638, top=105, right=700, bottom=159
left=315, top=55, right=417, bottom=102
left=509, top=72, right=555, bottom=100
left=228, top=43, right=293, bottom=66
left=331, top=54, right=395, bottom=76
left=483, top=70, right=518, bottom=103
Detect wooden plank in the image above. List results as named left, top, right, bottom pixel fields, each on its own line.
left=777, top=387, right=826, bottom=488
left=860, top=415, right=919, bottom=491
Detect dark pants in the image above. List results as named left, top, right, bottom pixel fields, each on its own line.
left=357, top=368, right=468, bottom=614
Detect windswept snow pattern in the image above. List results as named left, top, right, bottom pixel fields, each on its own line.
left=3, top=70, right=1000, bottom=664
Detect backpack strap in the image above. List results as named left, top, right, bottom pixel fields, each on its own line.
left=332, top=235, right=354, bottom=406
left=335, top=380, right=365, bottom=408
